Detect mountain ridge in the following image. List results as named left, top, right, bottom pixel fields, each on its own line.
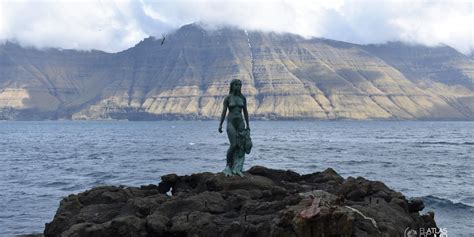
left=1, top=23, right=473, bottom=120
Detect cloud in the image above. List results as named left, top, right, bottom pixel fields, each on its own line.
left=0, top=0, right=151, bottom=52
left=0, top=0, right=472, bottom=54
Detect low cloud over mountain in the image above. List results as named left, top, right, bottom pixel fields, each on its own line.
left=1, top=1, right=472, bottom=54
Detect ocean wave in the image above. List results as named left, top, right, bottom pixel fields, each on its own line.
left=422, top=195, right=474, bottom=235
left=417, top=141, right=474, bottom=146
left=422, top=195, right=474, bottom=210
left=460, top=197, right=474, bottom=206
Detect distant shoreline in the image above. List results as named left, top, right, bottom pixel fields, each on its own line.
left=2, top=117, right=474, bottom=122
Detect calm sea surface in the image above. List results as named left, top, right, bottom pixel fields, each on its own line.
left=0, top=121, right=473, bottom=236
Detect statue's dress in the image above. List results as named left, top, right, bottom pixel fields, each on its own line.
left=223, top=95, right=246, bottom=176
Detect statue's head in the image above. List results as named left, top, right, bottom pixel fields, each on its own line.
left=229, top=79, right=242, bottom=95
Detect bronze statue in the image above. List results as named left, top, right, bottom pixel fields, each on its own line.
left=218, top=79, right=252, bottom=177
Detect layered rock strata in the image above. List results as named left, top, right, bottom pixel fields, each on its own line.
left=1, top=24, right=473, bottom=120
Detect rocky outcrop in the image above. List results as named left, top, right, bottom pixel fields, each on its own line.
left=44, top=166, right=437, bottom=236
left=2, top=24, right=473, bottom=120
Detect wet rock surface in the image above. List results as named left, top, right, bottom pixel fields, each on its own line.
left=44, top=166, right=437, bottom=236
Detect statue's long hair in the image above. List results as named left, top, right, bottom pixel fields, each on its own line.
left=228, top=79, right=243, bottom=96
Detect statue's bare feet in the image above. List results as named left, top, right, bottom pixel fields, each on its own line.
left=223, top=167, right=232, bottom=177
left=236, top=171, right=245, bottom=177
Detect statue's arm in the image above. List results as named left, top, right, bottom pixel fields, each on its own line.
left=219, top=96, right=228, bottom=132
left=243, top=96, right=250, bottom=130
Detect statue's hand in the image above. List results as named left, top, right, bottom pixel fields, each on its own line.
left=218, top=125, right=223, bottom=133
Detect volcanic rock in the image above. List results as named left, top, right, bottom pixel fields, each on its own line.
left=44, top=166, right=437, bottom=236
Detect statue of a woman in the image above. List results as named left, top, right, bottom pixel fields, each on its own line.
left=218, top=79, right=251, bottom=177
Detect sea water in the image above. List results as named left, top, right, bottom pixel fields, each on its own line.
left=0, top=121, right=472, bottom=236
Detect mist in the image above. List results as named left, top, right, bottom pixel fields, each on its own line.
left=1, top=0, right=472, bottom=54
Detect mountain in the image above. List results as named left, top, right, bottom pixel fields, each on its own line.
left=1, top=23, right=473, bottom=120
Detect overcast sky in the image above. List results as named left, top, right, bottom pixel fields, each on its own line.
left=0, top=0, right=473, bottom=54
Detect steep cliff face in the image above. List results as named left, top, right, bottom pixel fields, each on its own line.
left=1, top=24, right=473, bottom=120
left=364, top=42, right=474, bottom=118
left=0, top=42, right=114, bottom=119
